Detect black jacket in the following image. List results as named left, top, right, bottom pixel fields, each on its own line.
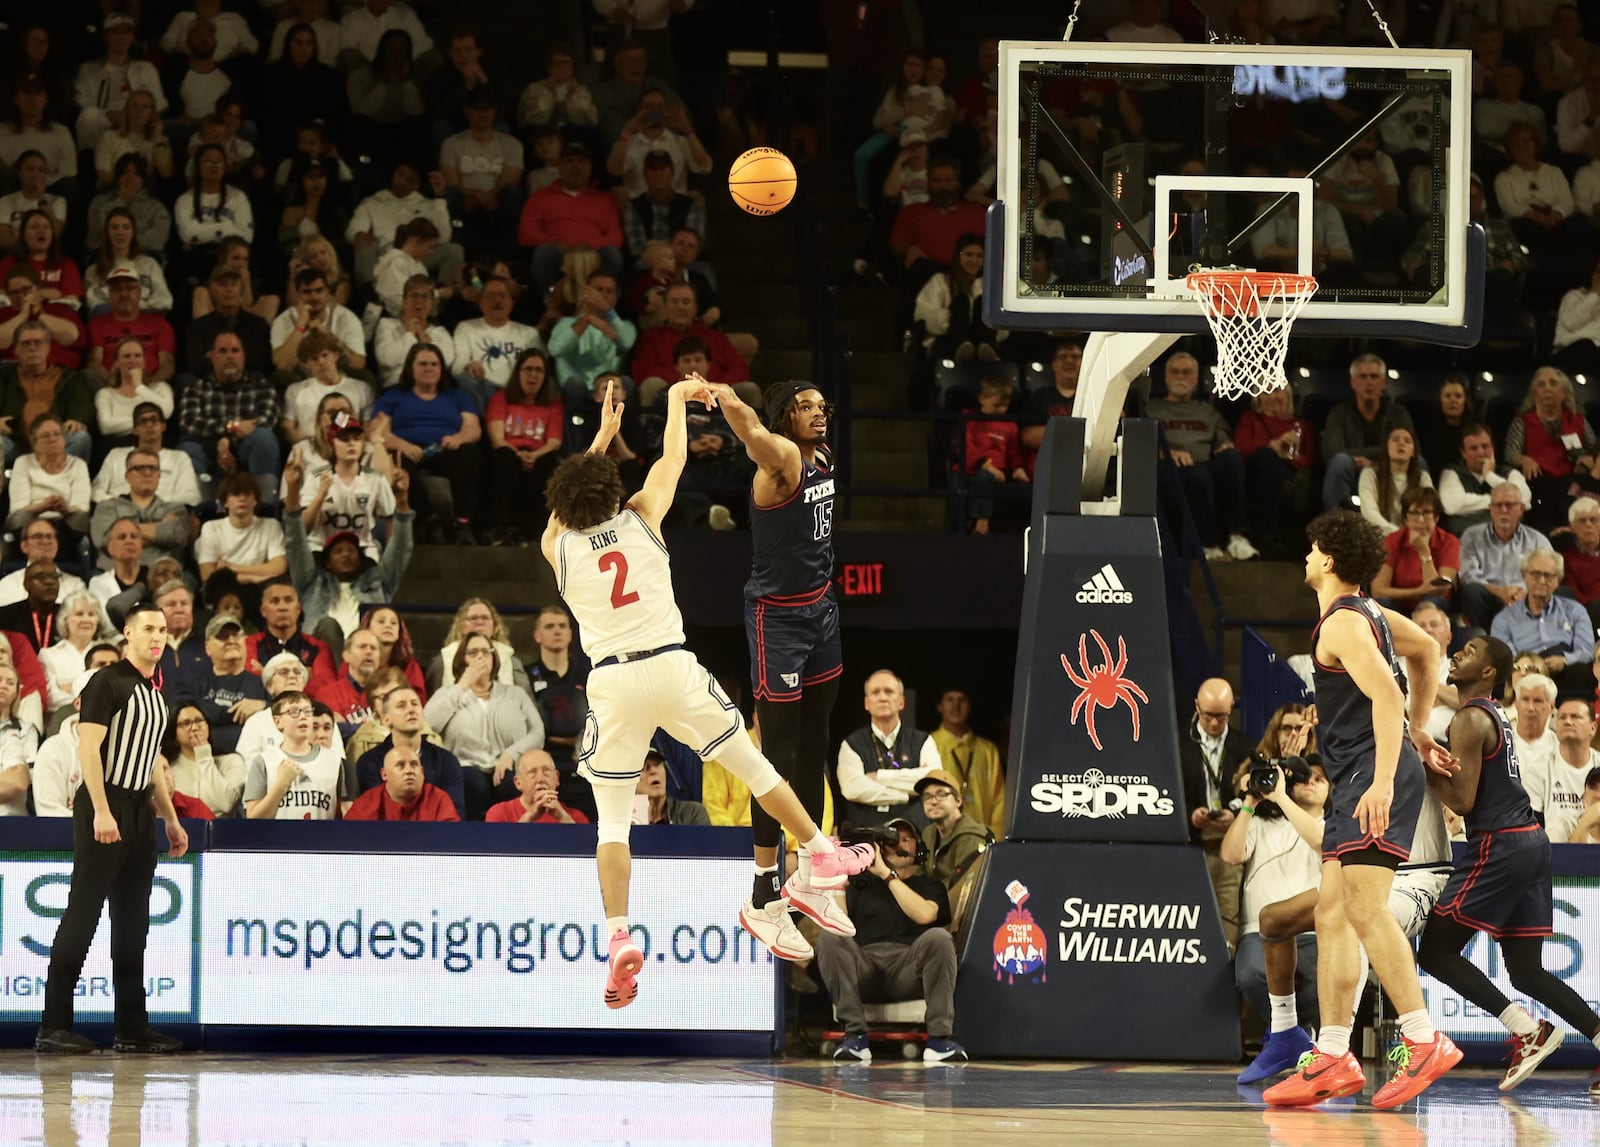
left=1177, top=718, right=1252, bottom=842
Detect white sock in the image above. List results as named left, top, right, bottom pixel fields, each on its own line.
left=606, top=916, right=630, bottom=939
left=804, top=831, right=834, bottom=854
left=797, top=849, right=812, bottom=888
left=1398, top=1009, right=1435, bottom=1044
left=1316, top=1024, right=1352, bottom=1058
left=1500, top=1005, right=1539, bottom=1037
left=1269, top=993, right=1299, bottom=1034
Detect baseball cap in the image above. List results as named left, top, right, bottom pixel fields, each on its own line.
left=71, top=669, right=98, bottom=700
left=900, top=129, right=928, bottom=146
left=884, top=817, right=921, bottom=840
left=561, top=140, right=591, bottom=159
left=261, top=651, right=307, bottom=685
left=330, top=410, right=364, bottom=437
left=205, top=614, right=243, bottom=640
left=104, top=14, right=136, bottom=30
left=323, top=530, right=362, bottom=555
left=913, top=768, right=963, bottom=799
left=106, top=261, right=141, bottom=284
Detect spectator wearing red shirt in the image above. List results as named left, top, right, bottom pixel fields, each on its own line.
left=246, top=582, right=332, bottom=686
left=485, top=348, right=563, bottom=546
left=888, top=158, right=987, bottom=299
left=1560, top=496, right=1600, bottom=632
left=345, top=744, right=461, bottom=822
left=85, top=266, right=176, bottom=383
left=0, top=209, right=84, bottom=310
left=0, top=628, right=49, bottom=709
left=1234, top=382, right=1319, bottom=548
left=485, top=749, right=589, bottom=824
left=308, top=628, right=383, bottom=736
left=631, top=282, right=754, bottom=407
left=963, top=377, right=1028, bottom=535
left=1371, top=487, right=1461, bottom=614
left=0, top=268, right=85, bottom=370
left=517, top=141, right=624, bottom=295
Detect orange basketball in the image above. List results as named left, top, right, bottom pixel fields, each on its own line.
left=728, top=148, right=797, bottom=216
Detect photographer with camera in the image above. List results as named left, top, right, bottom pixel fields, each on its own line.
left=815, top=819, right=966, bottom=1066
left=1220, top=707, right=1329, bottom=1081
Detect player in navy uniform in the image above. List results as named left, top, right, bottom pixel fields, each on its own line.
left=1417, top=637, right=1600, bottom=1094
left=1266, top=511, right=1462, bottom=1109
left=703, top=380, right=850, bottom=954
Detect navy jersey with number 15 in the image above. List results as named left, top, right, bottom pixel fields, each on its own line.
left=745, top=457, right=835, bottom=603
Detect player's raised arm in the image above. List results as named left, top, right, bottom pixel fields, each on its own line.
left=707, top=382, right=801, bottom=481
left=587, top=378, right=625, bottom=456
left=628, top=378, right=713, bottom=528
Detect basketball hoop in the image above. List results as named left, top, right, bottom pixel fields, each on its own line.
left=1185, top=270, right=1318, bottom=402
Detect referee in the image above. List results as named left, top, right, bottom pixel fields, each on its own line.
left=37, top=603, right=189, bottom=1055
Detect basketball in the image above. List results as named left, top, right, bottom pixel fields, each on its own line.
left=728, top=148, right=797, bottom=216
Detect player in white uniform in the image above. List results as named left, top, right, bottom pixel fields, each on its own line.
left=1238, top=746, right=1453, bottom=1084
left=540, top=378, right=872, bottom=1009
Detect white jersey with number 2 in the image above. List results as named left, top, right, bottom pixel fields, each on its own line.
left=554, top=508, right=685, bottom=662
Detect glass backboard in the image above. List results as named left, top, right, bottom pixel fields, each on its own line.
left=984, top=41, right=1482, bottom=344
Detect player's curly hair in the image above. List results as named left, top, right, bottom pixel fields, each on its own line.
left=1306, top=509, right=1387, bottom=587
left=545, top=453, right=624, bottom=531
left=1479, top=634, right=1515, bottom=698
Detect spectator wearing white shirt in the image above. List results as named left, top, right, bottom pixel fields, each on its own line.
left=38, top=595, right=111, bottom=718
left=93, top=403, right=203, bottom=508
left=339, top=0, right=434, bottom=68
left=374, top=219, right=448, bottom=317
left=1495, top=121, right=1581, bottom=255
left=1555, top=62, right=1600, bottom=163
left=1438, top=423, right=1533, bottom=537
left=1318, top=129, right=1411, bottom=264
left=517, top=43, right=599, bottom=131
left=1357, top=426, right=1434, bottom=533
left=7, top=415, right=91, bottom=538
left=235, top=652, right=344, bottom=777
left=71, top=16, right=168, bottom=154
left=836, top=670, right=942, bottom=828
left=0, top=151, right=67, bottom=250
left=348, top=162, right=458, bottom=285
left=175, top=144, right=256, bottom=264
left=167, top=701, right=248, bottom=817
left=1473, top=60, right=1548, bottom=157
left=172, top=22, right=236, bottom=122
left=375, top=273, right=457, bottom=386
left=606, top=90, right=712, bottom=200
left=0, top=663, right=38, bottom=815
left=452, top=277, right=541, bottom=405
left=270, top=267, right=367, bottom=373
left=1523, top=694, right=1600, bottom=845
left=1553, top=255, right=1600, bottom=375
left=25, top=668, right=97, bottom=816
left=282, top=330, right=375, bottom=445
left=195, top=472, right=289, bottom=586
left=297, top=411, right=395, bottom=561
left=94, top=339, right=175, bottom=439
left=440, top=91, right=525, bottom=239
left=162, top=0, right=260, bottom=63
left=84, top=210, right=173, bottom=315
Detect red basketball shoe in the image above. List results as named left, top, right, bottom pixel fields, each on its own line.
left=1371, top=1034, right=1462, bottom=1109
left=1262, top=1049, right=1366, bottom=1106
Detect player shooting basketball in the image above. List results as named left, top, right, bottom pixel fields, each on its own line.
left=540, top=378, right=871, bottom=1008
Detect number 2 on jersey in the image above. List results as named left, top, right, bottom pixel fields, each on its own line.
left=598, top=552, right=641, bottom=609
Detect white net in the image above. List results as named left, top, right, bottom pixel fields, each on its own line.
left=1186, top=271, right=1318, bottom=401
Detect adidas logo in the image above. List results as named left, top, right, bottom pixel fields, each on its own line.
left=1076, top=564, right=1134, bottom=605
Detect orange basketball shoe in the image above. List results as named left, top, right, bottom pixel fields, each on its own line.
left=1262, top=1049, right=1367, bottom=1106
left=1371, top=1034, right=1463, bottom=1109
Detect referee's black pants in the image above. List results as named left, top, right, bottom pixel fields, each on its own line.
left=41, top=784, right=157, bottom=1035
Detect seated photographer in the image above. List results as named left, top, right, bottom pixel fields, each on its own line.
left=913, top=769, right=993, bottom=890
left=1219, top=714, right=1327, bottom=1084
left=1229, top=716, right=1454, bottom=1086
left=815, top=818, right=967, bottom=1065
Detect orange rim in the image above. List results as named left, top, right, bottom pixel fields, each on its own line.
left=1187, top=271, right=1318, bottom=318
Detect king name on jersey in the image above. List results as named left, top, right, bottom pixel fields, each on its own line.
left=588, top=529, right=620, bottom=551
left=804, top=478, right=835, bottom=504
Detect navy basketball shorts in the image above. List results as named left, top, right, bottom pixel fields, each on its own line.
left=1434, top=825, right=1554, bottom=940
left=744, top=591, right=842, bottom=703
left=1321, top=747, right=1426, bottom=870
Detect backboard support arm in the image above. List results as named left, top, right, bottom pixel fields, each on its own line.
left=1073, top=329, right=1181, bottom=504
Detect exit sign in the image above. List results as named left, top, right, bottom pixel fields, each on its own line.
left=838, top=563, right=884, bottom=597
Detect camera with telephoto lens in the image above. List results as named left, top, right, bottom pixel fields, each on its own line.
left=841, top=824, right=906, bottom=886
left=1247, top=754, right=1312, bottom=818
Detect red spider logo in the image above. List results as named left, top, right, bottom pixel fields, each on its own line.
left=1061, top=630, right=1148, bottom=751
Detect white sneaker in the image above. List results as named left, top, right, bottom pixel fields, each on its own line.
left=1226, top=534, right=1260, bottom=561
left=1203, top=546, right=1227, bottom=561
left=739, top=899, right=813, bottom=962
left=784, top=875, right=856, bottom=937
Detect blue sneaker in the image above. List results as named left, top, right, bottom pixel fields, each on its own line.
left=833, top=1034, right=871, bottom=1064
left=1238, top=1026, right=1315, bottom=1084
left=924, top=1037, right=969, bottom=1063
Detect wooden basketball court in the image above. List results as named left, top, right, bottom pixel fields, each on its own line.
left=5, top=1053, right=1598, bottom=1145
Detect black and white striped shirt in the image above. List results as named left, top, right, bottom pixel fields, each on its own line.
left=79, top=661, right=169, bottom=791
